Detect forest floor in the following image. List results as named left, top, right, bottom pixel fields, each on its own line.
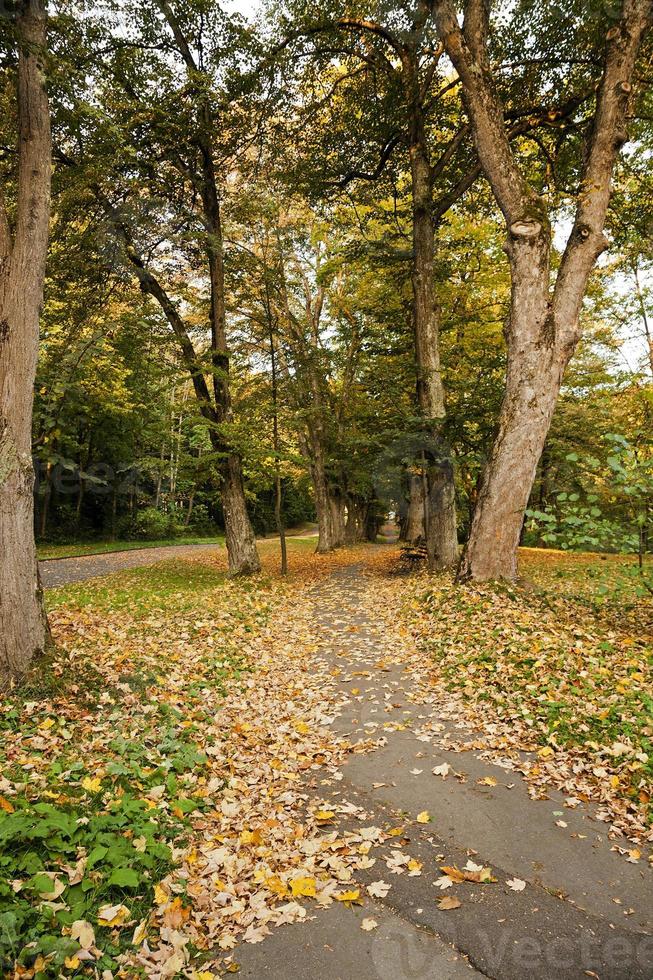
left=1, top=540, right=651, bottom=978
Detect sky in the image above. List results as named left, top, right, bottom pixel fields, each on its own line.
left=223, top=0, right=261, bottom=19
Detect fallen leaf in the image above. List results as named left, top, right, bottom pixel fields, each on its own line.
left=71, top=920, right=95, bottom=949
left=367, top=880, right=391, bottom=898
left=361, top=918, right=378, bottom=931
left=438, top=896, right=461, bottom=910
left=97, top=904, right=130, bottom=928
left=506, top=878, right=526, bottom=892
left=477, top=776, right=497, bottom=787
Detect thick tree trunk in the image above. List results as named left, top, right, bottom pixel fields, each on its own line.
left=221, top=453, right=260, bottom=575
left=459, top=327, right=565, bottom=580
left=410, top=137, right=458, bottom=569
left=329, top=490, right=346, bottom=548
left=405, top=472, right=425, bottom=544
left=312, top=465, right=334, bottom=552
left=433, top=0, right=651, bottom=581
left=459, top=229, right=558, bottom=580
left=304, top=428, right=335, bottom=553
left=345, top=497, right=365, bottom=544
left=0, top=0, right=51, bottom=686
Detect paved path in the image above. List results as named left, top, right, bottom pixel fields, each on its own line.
left=229, top=565, right=652, bottom=980
left=40, top=543, right=222, bottom=588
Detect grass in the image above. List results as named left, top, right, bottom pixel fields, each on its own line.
left=37, top=535, right=224, bottom=561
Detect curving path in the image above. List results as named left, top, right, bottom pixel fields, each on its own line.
left=39, top=542, right=222, bottom=589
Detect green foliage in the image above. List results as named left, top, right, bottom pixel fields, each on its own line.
left=526, top=435, right=653, bottom=595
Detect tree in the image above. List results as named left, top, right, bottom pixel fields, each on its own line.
left=76, top=0, right=263, bottom=573
left=276, top=1, right=460, bottom=566
left=432, top=0, right=652, bottom=580
left=0, top=0, right=52, bottom=685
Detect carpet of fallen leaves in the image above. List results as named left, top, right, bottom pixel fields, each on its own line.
left=366, top=547, right=653, bottom=846
left=2, top=540, right=651, bottom=979
left=0, top=541, right=393, bottom=979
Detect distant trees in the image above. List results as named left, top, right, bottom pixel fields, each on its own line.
left=0, top=0, right=52, bottom=684
left=4, top=0, right=653, bottom=689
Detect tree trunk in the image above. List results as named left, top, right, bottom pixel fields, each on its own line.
left=39, top=461, right=52, bottom=539
left=459, top=230, right=561, bottom=580
left=409, top=131, right=458, bottom=569
left=184, top=491, right=194, bottom=526
left=345, top=497, right=363, bottom=544
left=311, top=455, right=334, bottom=553
left=221, top=453, right=260, bottom=575
left=0, top=0, right=51, bottom=686
left=458, top=338, right=563, bottom=580
left=405, top=472, right=425, bottom=544
left=329, top=490, right=346, bottom=548
left=155, top=0, right=260, bottom=575
left=433, top=0, right=651, bottom=581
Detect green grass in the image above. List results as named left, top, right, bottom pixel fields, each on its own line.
left=37, top=536, right=224, bottom=561
left=45, top=560, right=231, bottom=614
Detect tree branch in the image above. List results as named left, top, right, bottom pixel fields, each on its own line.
left=431, top=0, right=537, bottom=224
left=554, top=0, right=653, bottom=338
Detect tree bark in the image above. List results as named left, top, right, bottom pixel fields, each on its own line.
left=0, top=0, right=51, bottom=686
left=328, top=490, right=346, bottom=548
left=311, top=455, right=334, bottom=552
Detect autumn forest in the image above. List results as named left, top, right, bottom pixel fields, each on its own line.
left=0, top=1, right=652, bottom=978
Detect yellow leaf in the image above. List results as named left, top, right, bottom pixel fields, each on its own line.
left=477, top=776, right=497, bottom=787
left=0, top=796, right=14, bottom=813
left=132, top=919, right=148, bottom=945
left=610, top=775, right=620, bottom=789
left=440, top=865, right=466, bottom=883
left=97, top=903, right=130, bottom=927
left=290, top=876, right=316, bottom=898
left=416, top=811, right=431, bottom=824
left=265, top=876, right=288, bottom=897
left=314, top=810, right=335, bottom=823
left=386, top=826, right=404, bottom=837
left=335, top=888, right=362, bottom=907
left=295, top=722, right=310, bottom=735
left=64, top=955, right=80, bottom=969
left=81, top=776, right=102, bottom=793
left=154, top=883, right=170, bottom=905
left=538, top=747, right=554, bottom=759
